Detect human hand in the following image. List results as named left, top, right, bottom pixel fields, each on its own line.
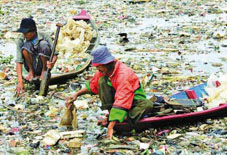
left=107, top=121, right=116, bottom=139
left=15, top=82, right=25, bottom=96
left=65, top=94, right=78, bottom=109
left=47, top=61, right=54, bottom=69
left=107, top=128, right=114, bottom=139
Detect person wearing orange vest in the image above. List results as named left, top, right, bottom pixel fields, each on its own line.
left=65, top=46, right=153, bottom=138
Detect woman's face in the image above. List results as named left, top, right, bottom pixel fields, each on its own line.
left=23, top=31, right=36, bottom=41
left=96, top=65, right=108, bottom=76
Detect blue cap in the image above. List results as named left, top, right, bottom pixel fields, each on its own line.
left=91, top=46, right=115, bottom=66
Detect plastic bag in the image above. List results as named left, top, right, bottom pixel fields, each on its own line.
left=60, top=104, right=78, bottom=129
left=60, top=105, right=74, bottom=127
left=205, top=73, right=227, bottom=108
left=72, top=107, right=78, bottom=130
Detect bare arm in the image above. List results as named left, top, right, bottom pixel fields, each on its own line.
left=74, top=87, right=90, bottom=96
left=52, top=55, right=57, bottom=64
left=65, top=87, right=90, bottom=108
left=107, top=121, right=117, bottom=139
left=47, top=55, right=58, bottom=69
left=15, top=63, right=24, bottom=95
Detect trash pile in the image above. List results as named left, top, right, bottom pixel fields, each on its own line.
left=204, top=73, right=227, bottom=109
left=57, top=19, right=94, bottom=54
left=0, top=0, right=226, bottom=154
left=53, top=18, right=96, bottom=73
left=42, top=130, right=85, bottom=148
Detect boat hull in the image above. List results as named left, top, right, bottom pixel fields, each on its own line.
left=114, top=83, right=227, bottom=132
left=115, top=103, right=227, bottom=132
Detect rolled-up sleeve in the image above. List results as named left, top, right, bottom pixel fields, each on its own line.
left=109, top=107, right=127, bottom=123
left=15, top=36, right=24, bottom=63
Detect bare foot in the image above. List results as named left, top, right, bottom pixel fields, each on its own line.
left=40, top=71, right=46, bottom=80
left=25, top=72, right=35, bottom=81
left=40, top=74, right=44, bottom=80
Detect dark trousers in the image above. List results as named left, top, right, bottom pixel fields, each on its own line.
left=98, top=76, right=153, bottom=127
left=22, top=40, right=51, bottom=76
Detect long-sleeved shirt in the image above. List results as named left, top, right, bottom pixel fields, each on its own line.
left=86, top=60, right=147, bottom=122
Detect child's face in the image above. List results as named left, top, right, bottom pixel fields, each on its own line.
left=23, top=31, right=36, bottom=41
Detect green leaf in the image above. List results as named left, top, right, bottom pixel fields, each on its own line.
left=141, top=149, right=149, bottom=155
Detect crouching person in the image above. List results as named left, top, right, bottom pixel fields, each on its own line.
left=65, top=46, right=153, bottom=138
left=15, top=18, right=58, bottom=95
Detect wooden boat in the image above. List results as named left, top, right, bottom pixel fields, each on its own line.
left=49, top=10, right=100, bottom=85
left=114, top=83, right=227, bottom=132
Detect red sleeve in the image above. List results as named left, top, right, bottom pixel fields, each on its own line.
left=88, top=71, right=102, bottom=94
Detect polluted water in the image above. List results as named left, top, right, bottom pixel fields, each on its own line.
left=0, top=0, right=226, bottom=154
